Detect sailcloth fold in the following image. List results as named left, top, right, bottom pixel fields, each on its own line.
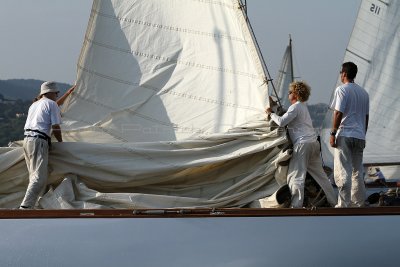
left=0, top=0, right=290, bottom=209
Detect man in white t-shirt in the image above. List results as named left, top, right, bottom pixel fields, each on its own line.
left=330, top=62, right=369, bottom=208
left=19, top=81, right=63, bottom=209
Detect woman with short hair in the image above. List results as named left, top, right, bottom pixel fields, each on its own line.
left=266, top=81, right=336, bottom=208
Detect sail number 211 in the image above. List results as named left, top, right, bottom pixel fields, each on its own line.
left=370, top=3, right=381, bottom=15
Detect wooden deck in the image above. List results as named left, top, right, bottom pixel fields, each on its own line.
left=1, top=206, right=400, bottom=219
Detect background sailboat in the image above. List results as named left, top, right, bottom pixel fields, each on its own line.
left=275, top=35, right=295, bottom=110
left=320, top=0, right=400, bottom=180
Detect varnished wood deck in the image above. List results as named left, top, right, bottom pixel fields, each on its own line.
left=1, top=206, right=400, bottom=219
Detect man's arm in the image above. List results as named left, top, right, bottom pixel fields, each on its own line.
left=56, top=85, right=76, bottom=106
left=365, top=114, right=369, bottom=133
left=330, top=110, right=342, bottom=148
left=52, top=124, right=63, bottom=142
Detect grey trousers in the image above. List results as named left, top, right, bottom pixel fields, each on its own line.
left=334, top=136, right=366, bottom=208
left=20, top=137, right=49, bottom=208
left=287, top=141, right=337, bottom=208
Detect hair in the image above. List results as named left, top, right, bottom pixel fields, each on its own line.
left=289, top=81, right=311, bottom=102
left=341, top=62, right=358, bottom=80
left=33, top=94, right=45, bottom=103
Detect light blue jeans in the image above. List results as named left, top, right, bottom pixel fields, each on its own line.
left=334, top=136, right=366, bottom=207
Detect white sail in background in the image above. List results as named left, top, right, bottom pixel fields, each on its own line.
left=275, top=37, right=294, bottom=110
left=0, top=0, right=290, bottom=209
left=321, top=0, right=400, bottom=167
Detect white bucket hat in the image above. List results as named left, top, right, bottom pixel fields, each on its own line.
left=40, top=81, right=59, bottom=95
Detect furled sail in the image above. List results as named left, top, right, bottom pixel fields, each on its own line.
left=0, top=0, right=290, bottom=209
left=321, top=0, right=400, bottom=167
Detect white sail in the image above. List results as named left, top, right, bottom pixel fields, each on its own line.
left=321, top=0, right=400, bottom=167
left=274, top=37, right=294, bottom=110
left=62, top=0, right=269, bottom=143
left=0, top=0, right=290, bottom=209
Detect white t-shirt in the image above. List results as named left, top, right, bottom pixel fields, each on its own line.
left=24, top=97, right=62, bottom=137
left=270, top=101, right=316, bottom=145
left=330, top=82, right=369, bottom=140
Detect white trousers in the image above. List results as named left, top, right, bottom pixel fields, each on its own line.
left=21, top=137, right=49, bottom=208
left=334, top=136, right=366, bottom=208
left=287, top=141, right=337, bottom=208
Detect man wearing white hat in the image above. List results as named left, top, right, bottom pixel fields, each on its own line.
left=20, top=81, right=63, bottom=209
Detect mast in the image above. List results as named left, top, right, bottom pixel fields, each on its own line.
left=289, top=35, right=294, bottom=83
left=273, top=34, right=296, bottom=110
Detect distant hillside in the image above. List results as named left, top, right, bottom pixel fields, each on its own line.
left=0, top=79, right=71, bottom=101
left=0, top=99, right=31, bottom=146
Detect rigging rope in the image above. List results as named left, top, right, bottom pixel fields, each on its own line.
left=238, top=0, right=283, bottom=110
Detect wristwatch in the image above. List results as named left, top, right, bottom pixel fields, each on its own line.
left=330, top=131, right=337, bottom=136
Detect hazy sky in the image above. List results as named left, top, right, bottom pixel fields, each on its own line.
left=0, top=0, right=361, bottom=104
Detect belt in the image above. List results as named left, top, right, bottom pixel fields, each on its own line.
left=25, top=129, right=51, bottom=140
left=24, top=129, right=51, bottom=146
left=24, top=135, right=49, bottom=141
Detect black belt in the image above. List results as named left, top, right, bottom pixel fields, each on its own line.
left=24, top=129, right=51, bottom=146
left=24, top=135, right=49, bottom=141
left=25, top=129, right=51, bottom=140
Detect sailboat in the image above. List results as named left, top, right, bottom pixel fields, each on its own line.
left=0, top=0, right=291, bottom=209
left=0, top=0, right=400, bottom=265
left=275, top=35, right=295, bottom=110
left=320, top=0, right=400, bottom=182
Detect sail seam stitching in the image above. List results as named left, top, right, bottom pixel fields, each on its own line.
left=62, top=124, right=174, bottom=164
left=190, top=0, right=236, bottom=9
left=62, top=115, right=129, bottom=143
left=62, top=111, right=210, bottom=137
left=377, top=0, right=389, bottom=6
left=345, top=49, right=371, bottom=63
left=62, top=113, right=191, bottom=140
left=77, top=64, right=259, bottom=111
left=69, top=76, right=257, bottom=136
left=94, top=10, right=247, bottom=44
left=85, top=36, right=258, bottom=79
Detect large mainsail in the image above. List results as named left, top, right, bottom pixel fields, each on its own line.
left=321, top=0, right=400, bottom=167
left=0, top=0, right=290, bottom=209
left=62, top=0, right=269, bottom=143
